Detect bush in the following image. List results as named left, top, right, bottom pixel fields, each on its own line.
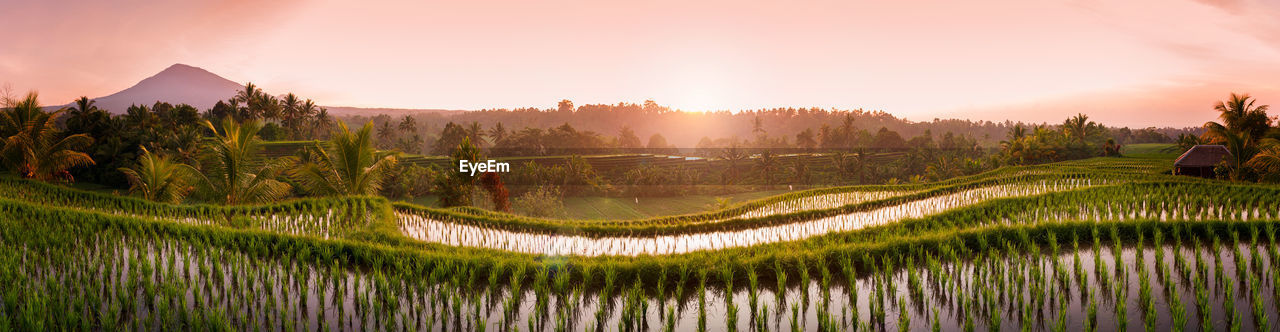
left=512, top=186, right=565, bottom=218
left=380, top=164, right=436, bottom=199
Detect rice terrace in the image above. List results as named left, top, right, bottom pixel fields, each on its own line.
left=7, top=1, right=1280, bottom=331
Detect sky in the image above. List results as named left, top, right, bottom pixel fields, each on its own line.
left=3, top=0, right=1280, bottom=127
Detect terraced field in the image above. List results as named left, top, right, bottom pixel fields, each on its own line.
left=5, top=150, right=1280, bottom=331
left=262, top=141, right=909, bottom=174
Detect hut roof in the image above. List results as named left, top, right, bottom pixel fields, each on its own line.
left=1173, top=145, right=1231, bottom=167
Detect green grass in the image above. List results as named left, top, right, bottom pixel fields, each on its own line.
left=560, top=190, right=792, bottom=220
left=1121, top=143, right=1179, bottom=158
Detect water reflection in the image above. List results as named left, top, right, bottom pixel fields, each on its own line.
left=400, top=180, right=1101, bottom=256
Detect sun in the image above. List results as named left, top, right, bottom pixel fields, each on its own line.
left=668, top=73, right=730, bottom=112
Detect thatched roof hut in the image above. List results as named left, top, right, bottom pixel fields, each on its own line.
left=1173, top=145, right=1230, bottom=178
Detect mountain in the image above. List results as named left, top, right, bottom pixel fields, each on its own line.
left=78, top=63, right=463, bottom=116
left=85, top=64, right=243, bottom=114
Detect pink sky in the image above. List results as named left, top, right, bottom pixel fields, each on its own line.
left=3, top=0, right=1280, bottom=127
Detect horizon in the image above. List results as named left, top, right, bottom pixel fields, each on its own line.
left=4, top=0, right=1280, bottom=127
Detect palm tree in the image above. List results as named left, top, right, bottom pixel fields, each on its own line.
left=119, top=146, right=198, bottom=203
left=194, top=118, right=293, bottom=205
left=398, top=115, right=417, bottom=135
left=291, top=121, right=398, bottom=196
left=718, top=144, right=748, bottom=184
left=1212, top=93, right=1271, bottom=140
left=312, top=108, right=332, bottom=139
left=467, top=122, right=487, bottom=148
left=376, top=122, right=395, bottom=149
left=0, top=92, right=44, bottom=137
left=68, top=96, right=97, bottom=118
left=1175, top=133, right=1201, bottom=152
left=753, top=150, right=780, bottom=185
left=1, top=92, right=95, bottom=182
left=279, top=93, right=302, bottom=138
left=1248, top=138, right=1280, bottom=178
left=234, top=82, right=262, bottom=105
left=488, top=122, right=508, bottom=145
left=1062, top=113, right=1093, bottom=145
left=1203, top=122, right=1258, bottom=181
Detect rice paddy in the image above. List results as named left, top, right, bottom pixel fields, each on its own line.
left=3, top=154, right=1279, bottom=331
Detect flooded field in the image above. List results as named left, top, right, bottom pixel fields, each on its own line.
left=6, top=225, right=1280, bottom=331
left=398, top=180, right=1106, bottom=256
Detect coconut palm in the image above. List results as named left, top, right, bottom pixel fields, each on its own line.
left=753, top=150, right=781, bottom=185
left=0, top=92, right=44, bottom=137
left=1247, top=138, right=1280, bottom=178
left=1062, top=113, right=1095, bottom=145
left=291, top=121, right=398, bottom=196
left=467, top=121, right=487, bottom=148
left=194, top=118, right=293, bottom=205
left=312, top=108, right=332, bottom=139
left=1203, top=122, right=1258, bottom=181
left=0, top=92, right=95, bottom=182
left=119, top=146, right=198, bottom=203
left=67, top=96, right=98, bottom=118
left=488, top=122, right=508, bottom=145
left=718, top=144, right=748, bottom=184
left=279, top=93, right=302, bottom=137
left=1212, top=93, right=1271, bottom=141
left=1175, top=133, right=1201, bottom=152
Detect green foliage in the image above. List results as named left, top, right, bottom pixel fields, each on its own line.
left=291, top=121, right=398, bottom=196
left=118, top=146, right=198, bottom=203
left=511, top=186, right=565, bottom=218
left=194, top=118, right=294, bottom=205
left=435, top=137, right=481, bottom=207
left=0, top=92, right=95, bottom=182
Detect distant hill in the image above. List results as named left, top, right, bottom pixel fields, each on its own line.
left=68, top=63, right=463, bottom=116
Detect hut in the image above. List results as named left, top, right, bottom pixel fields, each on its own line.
left=1173, top=145, right=1230, bottom=178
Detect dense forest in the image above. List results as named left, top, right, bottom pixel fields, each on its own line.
left=341, top=99, right=1192, bottom=156
left=0, top=82, right=1206, bottom=217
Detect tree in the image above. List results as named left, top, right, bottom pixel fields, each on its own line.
left=1248, top=138, right=1280, bottom=179
left=832, top=150, right=866, bottom=183
left=436, top=137, right=481, bottom=207
left=1176, top=133, right=1200, bottom=152
left=557, top=99, right=574, bottom=113
left=291, top=121, right=398, bottom=196
left=1, top=92, right=95, bottom=182
left=433, top=122, right=470, bottom=155
left=398, top=115, right=417, bottom=135
left=119, top=146, right=198, bottom=203
left=646, top=134, right=670, bottom=152
left=1204, top=122, right=1258, bottom=181
left=376, top=121, right=396, bottom=149
left=871, top=127, right=906, bottom=150
left=479, top=172, right=510, bottom=212
left=488, top=122, right=508, bottom=145
left=1212, top=93, right=1271, bottom=141
left=617, top=126, right=642, bottom=149
left=194, top=118, right=293, bottom=205
left=795, top=128, right=817, bottom=151
left=67, top=96, right=97, bottom=119
left=718, top=144, right=748, bottom=184
left=1062, top=113, right=1098, bottom=145
left=467, top=122, right=487, bottom=148
left=753, top=150, right=781, bottom=185
left=312, top=108, right=332, bottom=139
